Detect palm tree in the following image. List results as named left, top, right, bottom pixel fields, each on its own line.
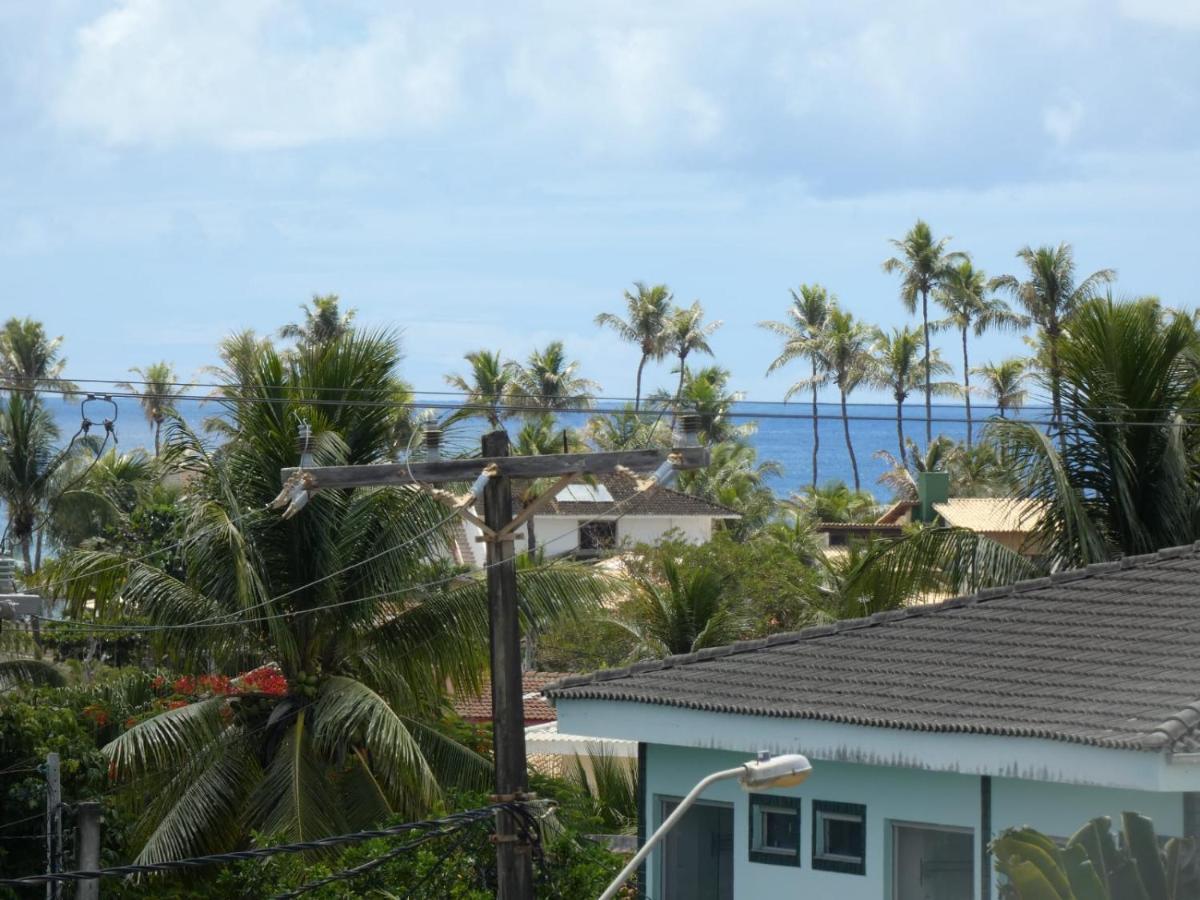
left=760, top=285, right=832, bottom=488
left=934, top=260, right=1029, bottom=446
left=676, top=439, right=781, bottom=537
left=278, top=294, right=356, bottom=347
left=608, top=557, right=742, bottom=659
left=584, top=404, right=672, bottom=451
left=874, top=435, right=958, bottom=501
left=445, top=349, right=518, bottom=429
left=882, top=220, right=963, bottom=443
left=789, top=480, right=877, bottom=524
left=972, top=359, right=1030, bottom=418
left=508, top=341, right=599, bottom=412
left=652, top=365, right=748, bottom=445
left=665, top=301, right=721, bottom=416
left=996, top=298, right=1200, bottom=567
left=0, top=393, right=60, bottom=573
left=818, top=306, right=872, bottom=491
left=117, top=362, right=187, bottom=456
left=991, top=244, right=1115, bottom=431
left=53, top=328, right=607, bottom=862
left=868, top=326, right=953, bottom=464
left=0, top=317, right=75, bottom=396
left=594, top=282, right=673, bottom=411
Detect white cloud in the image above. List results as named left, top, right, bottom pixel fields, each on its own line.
left=53, top=0, right=467, bottom=148
left=1118, top=0, right=1200, bottom=28
left=1043, top=98, right=1084, bottom=146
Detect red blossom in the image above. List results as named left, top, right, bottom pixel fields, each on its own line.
left=167, top=699, right=188, bottom=710
left=238, top=664, right=288, bottom=697
left=151, top=675, right=166, bottom=691
left=82, top=705, right=110, bottom=727
left=172, top=676, right=196, bottom=696
left=124, top=717, right=136, bottom=729
left=199, top=674, right=234, bottom=696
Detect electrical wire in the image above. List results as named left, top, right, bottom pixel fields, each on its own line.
left=0, top=802, right=523, bottom=888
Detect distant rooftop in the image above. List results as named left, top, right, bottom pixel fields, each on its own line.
left=934, top=498, right=1042, bottom=534
left=539, top=471, right=740, bottom=519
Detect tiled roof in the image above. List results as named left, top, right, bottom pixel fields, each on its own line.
left=539, top=471, right=740, bottom=519
left=453, top=672, right=573, bottom=724
left=546, top=544, right=1200, bottom=752
left=814, top=522, right=904, bottom=533
left=933, top=498, right=1042, bottom=533
left=876, top=500, right=917, bottom=524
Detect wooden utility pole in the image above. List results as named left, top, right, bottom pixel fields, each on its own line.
left=277, top=419, right=706, bottom=900
left=44, top=752, right=62, bottom=900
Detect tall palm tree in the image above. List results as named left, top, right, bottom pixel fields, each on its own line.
left=882, top=221, right=963, bottom=443
left=997, top=298, right=1200, bottom=567
left=608, top=556, right=742, bottom=659
left=652, top=365, right=748, bottom=445
left=54, top=328, right=607, bottom=863
left=0, top=317, right=75, bottom=396
left=789, top=480, right=878, bottom=524
left=972, top=359, right=1030, bottom=418
left=817, top=306, right=872, bottom=491
left=991, top=244, right=1115, bottom=432
left=868, top=326, right=953, bottom=464
left=665, top=301, right=722, bottom=416
left=594, top=282, right=673, bottom=411
left=0, top=393, right=60, bottom=572
left=934, top=259, right=1029, bottom=446
left=760, top=285, right=832, bottom=488
left=117, top=362, right=187, bottom=456
left=445, top=349, right=518, bottom=429
left=508, top=341, right=599, bottom=412
left=278, top=294, right=356, bottom=347
left=584, top=403, right=672, bottom=451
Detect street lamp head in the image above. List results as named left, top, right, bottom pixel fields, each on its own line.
left=739, top=752, right=812, bottom=790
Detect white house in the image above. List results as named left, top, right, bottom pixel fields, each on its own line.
left=452, top=472, right=740, bottom=568
left=546, top=543, right=1200, bottom=900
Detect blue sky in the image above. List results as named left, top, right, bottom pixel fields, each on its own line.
left=2, top=0, right=1199, bottom=403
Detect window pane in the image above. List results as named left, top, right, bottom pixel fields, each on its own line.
left=824, top=817, right=860, bottom=858
left=763, top=810, right=798, bottom=850
left=813, top=801, right=867, bottom=875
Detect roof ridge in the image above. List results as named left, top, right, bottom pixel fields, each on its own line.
left=543, top=539, right=1200, bottom=700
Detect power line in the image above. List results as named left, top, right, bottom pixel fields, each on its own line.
left=0, top=802, right=525, bottom=889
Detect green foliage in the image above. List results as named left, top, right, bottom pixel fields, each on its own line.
left=993, top=814, right=1200, bottom=900
left=790, top=479, right=877, bottom=523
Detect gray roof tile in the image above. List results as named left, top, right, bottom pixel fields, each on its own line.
left=545, top=542, right=1200, bottom=752
left=537, top=472, right=741, bottom=519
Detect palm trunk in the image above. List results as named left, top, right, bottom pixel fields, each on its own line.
left=810, top=361, right=821, bottom=489
left=962, top=326, right=972, bottom=448
left=922, top=287, right=932, bottom=445
left=1048, top=327, right=1064, bottom=450
left=840, top=387, right=859, bottom=491
left=897, top=396, right=906, bottom=464
left=19, top=532, right=32, bottom=575
left=634, top=354, right=648, bottom=412
left=154, top=419, right=161, bottom=457
left=34, top=530, right=42, bottom=573
left=671, top=354, right=686, bottom=431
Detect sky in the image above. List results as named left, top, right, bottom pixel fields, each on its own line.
left=2, top=0, right=1200, bottom=404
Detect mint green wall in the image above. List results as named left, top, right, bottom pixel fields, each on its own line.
left=643, top=743, right=1187, bottom=900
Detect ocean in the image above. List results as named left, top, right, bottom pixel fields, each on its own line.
left=38, top=394, right=1050, bottom=501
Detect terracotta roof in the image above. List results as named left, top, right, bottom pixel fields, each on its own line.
left=546, top=543, right=1200, bottom=752
left=539, top=471, right=740, bottom=519
left=453, top=672, right=573, bottom=725
left=933, top=498, right=1042, bottom=533
left=875, top=500, right=917, bottom=524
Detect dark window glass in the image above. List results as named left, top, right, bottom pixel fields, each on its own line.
left=579, top=520, right=617, bottom=551
left=748, top=794, right=800, bottom=866
left=813, top=800, right=866, bottom=875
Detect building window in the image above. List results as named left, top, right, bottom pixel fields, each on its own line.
left=748, top=794, right=801, bottom=866
left=578, top=520, right=617, bottom=552
left=813, top=800, right=866, bottom=875
left=828, top=532, right=848, bottom=547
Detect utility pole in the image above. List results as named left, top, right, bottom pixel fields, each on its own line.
left=275, top=416, right=706, bottom=900
left=75, top=802, right=102, bottom=900
left=44, top=752, right=62, bottom=900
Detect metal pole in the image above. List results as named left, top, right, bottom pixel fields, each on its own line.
left=44, top=752, right=62, bottom=900
left=481, top=430, right=533, bottom=900
left=75, top=802, right=102, bottom=900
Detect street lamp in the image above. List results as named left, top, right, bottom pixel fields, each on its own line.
left=597, top=751, right=812, bottom=900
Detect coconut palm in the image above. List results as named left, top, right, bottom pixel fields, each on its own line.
left=882, top=221, right=963, bottom=443
left=608, top=556, right=742, bottom=659
left=760, top=285, right=832, bottom=488
left=665, top=301, right=721, bottom=417
left=0, top=317, right=75, bottom=396
left=52, top=328, right=608, bottom=863
left=0, top=393, right=60, bottom=573
left=972, top=359, right=1030, bottom=418
left=789, top=480, right=877, bottom=524
left=991, top=244, right=1115, bottom=432
left=652, top=365, right=748, bottom=445
left=507, top=341, right=599, bottom=412
left=817, top=306, right=872, bottom=491
left=996, top=298, right=1200, bottom=567
left=594, top=282, right=673, bottom=411
left=583, top=404, right=672, bottom=451
left=117, top=362, right=187, bottom=456
left=934, top=260, right=1029, bottom=446
left=874, top=435, right=958, bottom=501
left=278, top=294, right=356, bottom=347
left=676, top=439, right=781, bottom=537
left=868, top=326, right=954, bottom=464
left=445, top=349, right=518, bottom=429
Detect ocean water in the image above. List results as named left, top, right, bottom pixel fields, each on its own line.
left=40, top=395, right=1048, bottom=501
